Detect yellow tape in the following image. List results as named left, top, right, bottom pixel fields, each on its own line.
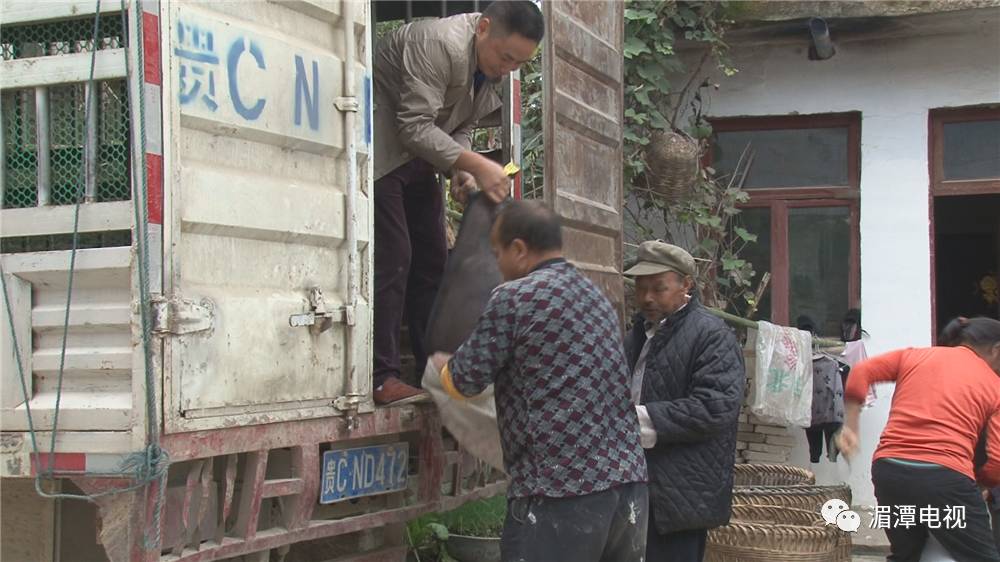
left=504, top=161, right=521, bottom=177
left=440, top=362, right=467, bottom=401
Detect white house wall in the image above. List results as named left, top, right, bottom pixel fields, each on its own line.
left=697, top=11, right=1000, bottom=507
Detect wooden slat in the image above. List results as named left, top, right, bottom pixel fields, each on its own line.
left=1, top=404, right=132, bottom=431
left=1, top=201, right=133, bottom=238
left=217, top=454, right=239, bottom=544
left=287, top=446, right=318, bottom=527
left=32, top=303, right=131, bottom=330
left=260, top=478, right=305, bottom=498
left=1, top=49, right=127, bottom=90
left=233, top=451, right=268, bottom=539
left=1, top=274, right=32, bottom=409
left=934, top=179, right=1000, bottom=196
left=0, top=0, right=120, bottom=25
left=0, top=246, right=131, bottom=275
left=32, top=347, right=132, bottom=373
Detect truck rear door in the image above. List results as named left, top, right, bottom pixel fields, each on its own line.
left=160, top=1, right=373, bottom=432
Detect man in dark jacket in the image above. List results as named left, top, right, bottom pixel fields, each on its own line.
left=624, top=240, right=746, bottom=561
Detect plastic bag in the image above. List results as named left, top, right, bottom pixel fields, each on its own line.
left=421, top=193, right=505, bottom=472
left=751, top=321, right=814, bottom=428
left=421, top=362, right=505, bottom=472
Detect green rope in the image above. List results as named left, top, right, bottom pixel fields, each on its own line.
left=0, top=0, right=168, bottom=518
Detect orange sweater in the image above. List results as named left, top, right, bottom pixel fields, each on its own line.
left=844, top=346, right=1000, bottom=488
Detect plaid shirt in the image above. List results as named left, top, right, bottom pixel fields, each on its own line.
left=449, top=259, right=647, bottom=498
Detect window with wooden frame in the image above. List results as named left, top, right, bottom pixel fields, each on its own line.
left=930, top=106, right=1000, bottom=197
left=928, top=106, right=1000, bottom=337
left=709, top=113, right=861, bottom=336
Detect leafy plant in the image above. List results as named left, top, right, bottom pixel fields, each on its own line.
left=407, top=496, right=506, bottom=561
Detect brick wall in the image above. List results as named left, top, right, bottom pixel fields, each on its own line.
left=735, top=348, right=798, bottom=464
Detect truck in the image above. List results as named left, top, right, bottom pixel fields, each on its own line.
left=0, top=1, right=625, bottom=560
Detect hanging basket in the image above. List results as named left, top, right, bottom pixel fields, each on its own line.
left=644, top=130, right=700, bottom=204
left=733, top=463, right=816, bottom=487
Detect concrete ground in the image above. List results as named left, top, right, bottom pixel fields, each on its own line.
left=851, top=526, right=890, bottom=562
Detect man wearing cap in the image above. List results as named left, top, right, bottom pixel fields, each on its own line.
left=624, top=240, right=745, bottom=562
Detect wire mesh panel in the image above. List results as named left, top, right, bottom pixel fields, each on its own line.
left=49, top=83, right=87, bottom=205
left=0, top=15, right=124, bottom=60
left=1, top=15, right=130, bottom=209
left=1, top=89, right=38, bottom=208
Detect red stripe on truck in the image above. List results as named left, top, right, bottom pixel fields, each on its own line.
left=513, top=79, right=521, bottom=123
left=143, top=12, right=161, bottom=85
left=31, top=453, right=86, bottom=474
left=147, top=153, right=164, bottom=224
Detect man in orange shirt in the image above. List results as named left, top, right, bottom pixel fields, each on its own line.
left=838, top=317, right=1000, bottom=562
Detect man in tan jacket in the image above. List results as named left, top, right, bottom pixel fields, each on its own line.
left=371, top=2, right=544, bottom=405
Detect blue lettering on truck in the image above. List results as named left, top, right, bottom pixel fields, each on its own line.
left=227, top=38, right=267, bottom=120
left=174, top=18, right=328, bottom=134
left=294, top=55, right=320, bottom=131
left=175, top=21, right=220, bottom=111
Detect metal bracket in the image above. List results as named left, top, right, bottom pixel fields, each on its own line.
left=152, top=297, right=214, bottom=336
left=334, top=97, right=359, bottom=112
left=288, top=288, right=355, bottom=334
left=332, top=394, right=363, bottom=412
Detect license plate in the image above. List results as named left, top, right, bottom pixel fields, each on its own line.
left=319, top=442, right=409, bottom=504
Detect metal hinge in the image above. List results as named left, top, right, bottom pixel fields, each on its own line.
left=289, top=288, right=355, bottom=334
left=151, top=297, right=214, bottom=335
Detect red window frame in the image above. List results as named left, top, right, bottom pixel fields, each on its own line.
left=709, top=113, right=862, bottom=327
left=928, top=106, right=1000, bottom=339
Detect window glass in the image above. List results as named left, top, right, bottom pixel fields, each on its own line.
left=943, top=119, right=1000, bottom=181
left=737, top=207, right=772, bottom=321
left=788, top=207, right=851, bottom=337
left=713, top=127, right=850, bottom=188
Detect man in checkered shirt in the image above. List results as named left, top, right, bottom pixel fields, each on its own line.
left=430, top=200, right=648, bottom=562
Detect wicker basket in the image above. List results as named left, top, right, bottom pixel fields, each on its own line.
left=734, top=463, right=816, bottom=487
left=644, top=130, right=700, bottom=203
left=730, top=504, right=823, bottom=526
left=706, top=521, right=841, bottom=562
left=733, top=484, right=852, bottom=512
left=728, top=504, right=851, bottom=561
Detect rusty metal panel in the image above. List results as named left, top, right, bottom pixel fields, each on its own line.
left=542, top=0, right=625, bottom=314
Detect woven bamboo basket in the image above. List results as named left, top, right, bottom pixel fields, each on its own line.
left=733, top=484, right=852, bottom=512
left=728, top=504, right=851, bottom=561
left=733, top=463, right=816, bottom=487
left=706, top=521, right=842, bottom=562
left=644, top=130, right=700, bottom=203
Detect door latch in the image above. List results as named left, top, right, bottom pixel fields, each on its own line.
left=289, top=288, right=354, bottom=334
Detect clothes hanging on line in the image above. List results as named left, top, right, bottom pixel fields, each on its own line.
left=806, top=354, right=846, bottom=463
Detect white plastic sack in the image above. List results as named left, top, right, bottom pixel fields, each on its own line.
left=751, top=321, right=814, bottom=428
left=421, top=362, right=505, bottom=472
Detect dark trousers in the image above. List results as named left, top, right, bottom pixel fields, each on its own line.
left=806, top=422, right=842, bottom=463
left=373, top=159, right=446, bottom=387
left=645, top=515, right=707, bottom=562
left=872, top=458, right=1000, bottom=562
left=501, top=482, right=649, bottom=562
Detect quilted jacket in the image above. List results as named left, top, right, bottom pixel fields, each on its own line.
left=625, top=295, right=746, bottom=534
